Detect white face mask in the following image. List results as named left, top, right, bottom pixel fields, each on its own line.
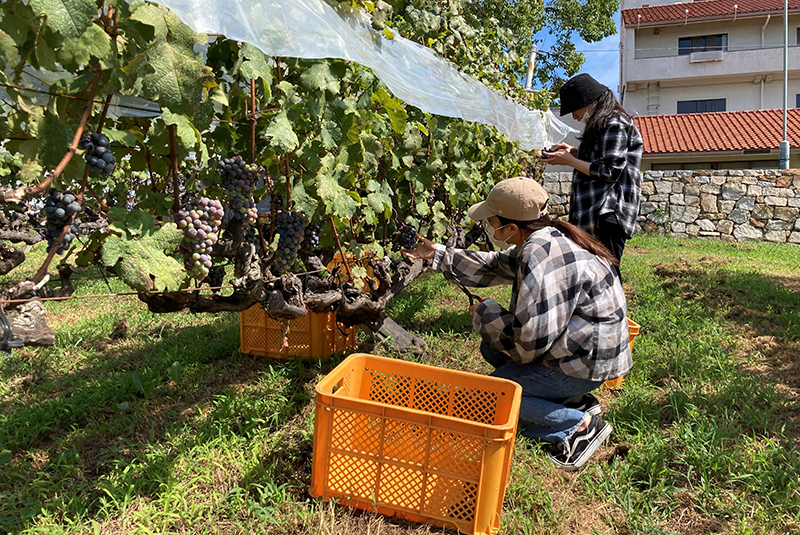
left=580, top=110, right=592, bottom=124
left=487, top=221, right=512, bottom=249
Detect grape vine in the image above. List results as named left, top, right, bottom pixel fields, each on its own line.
left=0, top=0, right=603, bottom=323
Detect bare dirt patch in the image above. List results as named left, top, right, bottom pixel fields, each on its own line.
left=662, top=492, right=727, bottom=535
left=542, top=471, right=627, bottom=535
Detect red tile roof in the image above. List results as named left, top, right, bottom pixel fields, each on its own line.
left=622, top=0, right=800, bottom=26
left=632, top=108, right=800, bottom=154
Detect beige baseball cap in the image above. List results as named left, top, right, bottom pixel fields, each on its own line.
left=468, top=177, right=550, bottom=221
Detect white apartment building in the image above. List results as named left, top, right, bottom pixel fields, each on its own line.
left=618, top=0, right=800, bottom=169
left=621, top=0, right=800, bottom=115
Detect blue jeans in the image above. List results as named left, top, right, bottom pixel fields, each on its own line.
left=481, top=342, right=604, bottom=444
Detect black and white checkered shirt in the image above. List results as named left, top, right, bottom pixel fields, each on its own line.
left=569, top=113, right=643, bottom=238
left=432, top=226, right=632, bottom=381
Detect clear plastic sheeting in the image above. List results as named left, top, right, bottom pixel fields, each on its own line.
left=135, top=0, right=573, bottom=149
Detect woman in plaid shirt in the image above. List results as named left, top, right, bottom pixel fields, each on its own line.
left=404, top=177, right=632, bottom=471
left=543, top=74, right=643, bottom=272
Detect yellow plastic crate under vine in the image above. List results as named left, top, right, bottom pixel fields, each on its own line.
left=239, top=305, right=355, bottom=359
left=310, top=353, right=523, bottom=535
left=602, top=317, right=640, bottom=390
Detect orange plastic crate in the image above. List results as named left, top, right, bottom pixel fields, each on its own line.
left=603, top=317, right=640, bottom=390
left=239, top=305, right=355, bottom=359
left=310, top=353, right=523, bottom=535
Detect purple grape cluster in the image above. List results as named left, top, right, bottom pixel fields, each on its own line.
left=273, top=210, right=307, bottom=274
left=217, top=156, right=258, bottom=224
left=204, top=265, right=225, bottom=292
left=80, top=132, right=116, bottom=176
left=175, top=197, right=224, bottom=279
left=43, top=189, right=82, bottom=254
left=392, top=221, right=417, bottom=251
left=302, top=222, right=321, bottom=252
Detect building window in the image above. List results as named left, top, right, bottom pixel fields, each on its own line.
left=677, top=99, right=727, bottom=114
left=678, top=34, right=728, bottom=55
left=797, top=94, right=800, bottom=108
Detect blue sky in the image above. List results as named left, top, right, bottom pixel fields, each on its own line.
left=534, top=12, right=623, bottom=96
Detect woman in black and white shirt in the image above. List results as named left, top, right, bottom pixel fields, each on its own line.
left=404, top=177, right=631, bottom=471
left=543, top=74, right=643, bottom=270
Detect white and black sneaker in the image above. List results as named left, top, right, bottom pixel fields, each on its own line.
left=563, top=393, right=602, bottom=416
left=548, top=415, right=612, bottom=471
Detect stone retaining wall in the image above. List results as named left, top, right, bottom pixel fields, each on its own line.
left=540, top=169, right=800, bottom=244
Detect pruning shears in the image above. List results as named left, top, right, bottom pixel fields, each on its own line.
left=456, top=282, right=483, bottom=307
left=448, top=265, right=483, bottom=307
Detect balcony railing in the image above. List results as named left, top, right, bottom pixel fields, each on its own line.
left=625, top=46, right=800, bottom=83
left=631, top=43, right=798, bottom=60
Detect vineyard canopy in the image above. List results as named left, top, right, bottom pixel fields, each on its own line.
left=133, top=0, right=573, bottom=149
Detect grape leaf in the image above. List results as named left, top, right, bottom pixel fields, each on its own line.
left=134, top=40, right=214, bottom=114
left=30, top=0, right=96, bottom=39
left=162, top=109, right=202, bottom=150
left=124, top=14, right=215, bottom=115
left=102, top=210, right=184, bottom=293
left=316, top=155, right=359, bottom=219
left=38, top=113, right=77, bottom=171
left=425, top=156, right=445, bottom=173
left=106, top=128, right=141, bottom=148
left=0, top=30, right=18, bottom=71
left=328, top=97, right=360, bottom=145
left=299, top=60, right=343, bottom=94
left=192, top=100, right=215, bottom=133
left=370, top=86, right=406, bottom=134
left=359, top=132, right=383, bottom=171
left=233, top=43, right=273, bottom=90
left=57, top=23, right=111, bottom=71
left=274, top=81, right=296, bottom=108
left=291, top=179, right=319, bottom=219
left=130, top=4, right=170, bottom=41
left=16, top=160, right=44, bottom=185
left=264, top=111, right=299, bottom=152
left=431, top=200, right=449, bottom=237
left=366, top=179, right=392, bottom=218
left=320, top=120, right=342, bottom=149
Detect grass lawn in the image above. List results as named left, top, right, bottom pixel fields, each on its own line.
left=1, top=235, right=798, bottom=534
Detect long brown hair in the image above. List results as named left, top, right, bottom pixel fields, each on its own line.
left=497, top=215, right=619, bottom=267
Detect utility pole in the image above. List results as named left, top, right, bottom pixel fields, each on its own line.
left=524, top=44, right=537, bottom=92
left=779, top=0, right=789, bottom=169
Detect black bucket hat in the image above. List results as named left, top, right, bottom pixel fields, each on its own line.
left=559, top=74, right=609, bottom=116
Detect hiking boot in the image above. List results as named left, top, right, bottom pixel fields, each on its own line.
left=563, top=393, right=602, bottom=416
left=548, top=415, right=612, bottom=471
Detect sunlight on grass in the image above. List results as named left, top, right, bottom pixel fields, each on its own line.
left=1, top=235, right=799, bottom=534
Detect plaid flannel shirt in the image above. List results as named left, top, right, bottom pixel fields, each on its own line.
left=432, top=226, right=632, bottom=381
left=569, top=113, right=643, bottom=238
